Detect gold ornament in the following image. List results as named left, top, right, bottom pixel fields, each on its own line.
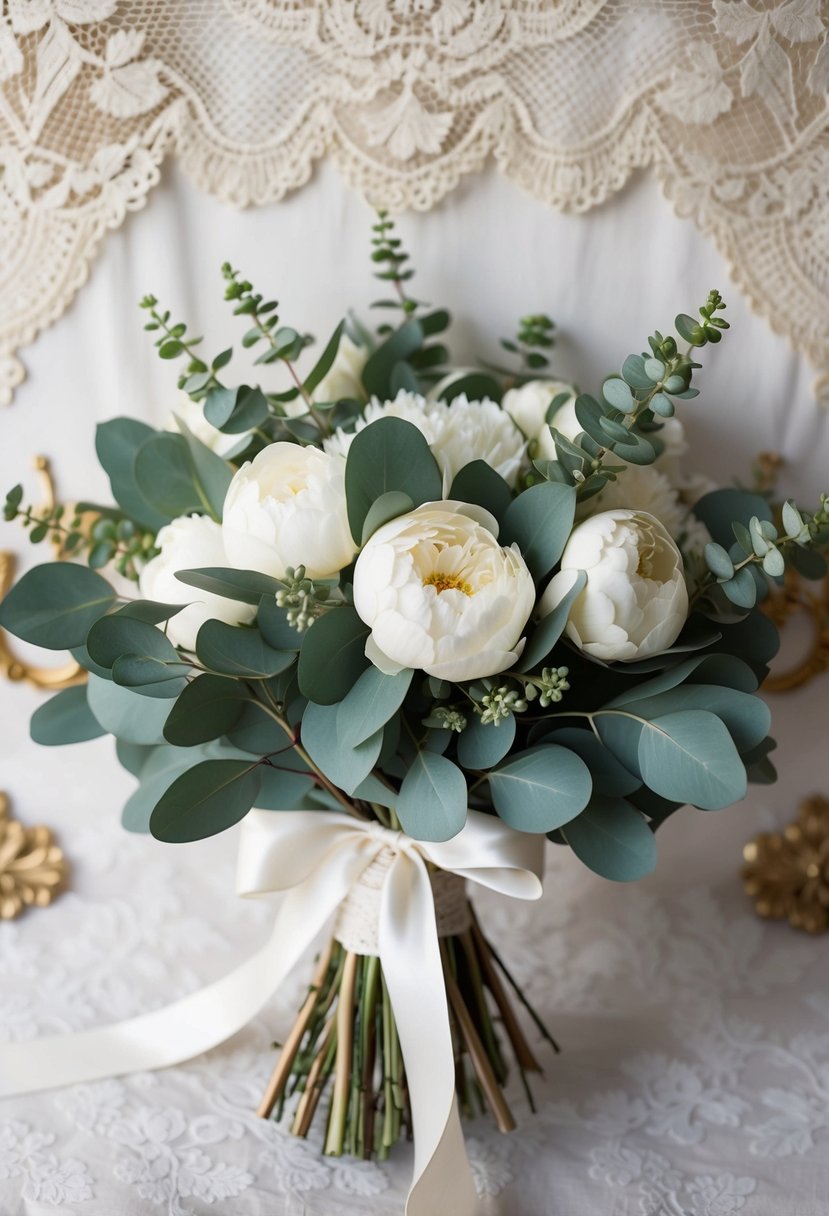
left=742, top=796, right=829, bottom=934
left=1, top=455, right=87, bottom=691
left=0, top=792, right=68, bottom=920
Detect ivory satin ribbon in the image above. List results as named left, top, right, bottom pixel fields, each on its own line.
left=0, top=809, right=545, bottom=1215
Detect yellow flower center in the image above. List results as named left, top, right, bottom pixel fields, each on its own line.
left=423, top=573, right=473, bottom=596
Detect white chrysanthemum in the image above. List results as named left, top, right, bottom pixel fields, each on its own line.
left=138, top=514, right=255, bottom=651
left=222, top=443, right=357, bottom=579
left=353, top=501, right=536, bottom=681
left=540, top=510, right=689, bottom=662
left=502, top=380, right=579, bottom=461
left=325, top=390, right=526, bottom=493
left=585, top=464, right=703, bottom=545
left=165, top=390, right=252, bottom=459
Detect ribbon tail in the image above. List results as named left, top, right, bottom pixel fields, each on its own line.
left=379, top=851, right=478, bottom=1216
left=0, top=857, right=358, bottom=1100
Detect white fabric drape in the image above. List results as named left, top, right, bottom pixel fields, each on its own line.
left=2, top=0, right=829, bottom=404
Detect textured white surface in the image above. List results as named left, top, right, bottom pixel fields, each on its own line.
left=1, top=165, right=828, bottom=1215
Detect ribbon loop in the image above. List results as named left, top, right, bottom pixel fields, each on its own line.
left=0, top=808, right=545, bottom=1215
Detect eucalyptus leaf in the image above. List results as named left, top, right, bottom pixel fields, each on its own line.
left=30, top=685, right=106, bottom=746
left=337, top=665, right=413, bottom=749
left=449, top=461, right=513, bottom=524
left=0, top=563, right=117, bottom=649
left=621, top=684, right=770, bottom=753
left=163, top=674, right=246, bottom=746
left=256, top=595, right=302, bottom=650
left=544, top=727, right=640, bottom=796
left=87, top=614, right=180, bottom=670
left=196, top=620, right=294, bottom=678
left=456, top=712, right=516, bottom=770
left=344, top=417, right=442, bottom=544
left=298, top=607, right=370, bottom=704
left=397, top=750, right=467, bottom=842
left=488, top=745, right=592, bottom=832
left=301, top=700, right=382, bottom=794
left=561, top=796, right=656, bottom=881
left=501, top=481, right=576, bottom=579
left=112, top=654, right=190, bottom=699
left=150, top=759, right=263, bottom=842
left=361, top=492, right=415, bottom=545
left=637, top=709, right=747, bottom=810
left=95, top=418, right=169, bottom=530
left=175, top=567, right=284, bottom=606
left=86, top=673, right=170, bottom=744
left=519, top=570, right=587, bottom=671
left=133, top=434, right=205, bottom=519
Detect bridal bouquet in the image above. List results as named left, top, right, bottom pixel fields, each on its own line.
left=3, top=216, right=828, bottom=1213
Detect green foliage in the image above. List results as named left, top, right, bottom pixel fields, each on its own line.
left=449, top=461, right=513, bottom=525
left=301, top=700, right=383, bottom=795
left=95, top=418, right=169, bottom=531
left=488, top=746, right=592, bottom=832
left=456, top=713, right=516, bottom=770
left=86, top=674, right=171, bottom=744
left=336, top=666, right=413, bottom=749
left=196, top=620, right=295, bottom=678
left=0, top=563, right=117, bottom=649
left=397, top=751, right=467, bottom=841
left=344, top=417, right=442, bottom=543
left=501, top=481, right=576, bottom=579
left=175, top=567, right=284, bottom=606
left=560, top=797, right=657, bottom=882
left=298, top=608, right=371, bottom=705
left=635, top=710, right=747, bottom=810
left=30, top=685, right=106, bottom=747
left=149, top=758, right=263, bottom=842
left=518, top=570, right=586, bottom=671
left=163, top=675, right=246, bottom=746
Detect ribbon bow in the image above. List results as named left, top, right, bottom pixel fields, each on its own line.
left=0, top=809, right=544, bottom=1214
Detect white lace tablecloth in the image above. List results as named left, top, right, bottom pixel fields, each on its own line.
left=2, top=166, right=829, bottom=1216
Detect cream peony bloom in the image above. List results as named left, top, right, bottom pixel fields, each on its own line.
left=325, top=390, right=526, bottom=493
left=584, top=464, right=710, bottom=554
left=312, top=333, right=367, bottom=404
left=540, top=509, right=689, bottom=662
left=501, top=380, right=579, bottom=462
left=165, top=390, right=253, bottom=459
left=138, top=514, right=255, bottom=652
left=222, top=443, right=357, bottom=579
left=353, top=501, right=536, bottom=682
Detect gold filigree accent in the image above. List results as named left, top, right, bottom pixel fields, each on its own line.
left=1, top=456, right=86, bottom=691
left=0, top=792, right=68, bottom=919
left=743, top=796, right=829, bottom=934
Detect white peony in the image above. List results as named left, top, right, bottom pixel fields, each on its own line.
left=353, top=501, right=536, bottom=682
left=325, top=390, right=526, bottom=493
left=501, top=380, right=579, bottom=461
left=312, top=333, right=367, bottom=404
left=222, top=443, right=357, bottom=579
left=165, top=390, right=253, bottom=459
left=138, top=514, right=255, bottom=652
left=584, top=464, right=710, bottom=553
left=540, top=509, right=689, bottom=662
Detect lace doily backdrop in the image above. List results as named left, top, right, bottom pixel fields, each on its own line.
left=2, top=0, right=829, bottom=406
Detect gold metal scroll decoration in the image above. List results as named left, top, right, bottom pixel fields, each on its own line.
left=762, top=567, right=829, bottom=693
left=743, top=796, right=829, bottom=934
left=0, top=456, right=84, bottom=690
left=0, top=791, right=68, bottom=919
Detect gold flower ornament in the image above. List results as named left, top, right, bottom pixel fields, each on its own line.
left=743, top=796, right=829, bottom=934
left=0, top=792, right=68, bottom=919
